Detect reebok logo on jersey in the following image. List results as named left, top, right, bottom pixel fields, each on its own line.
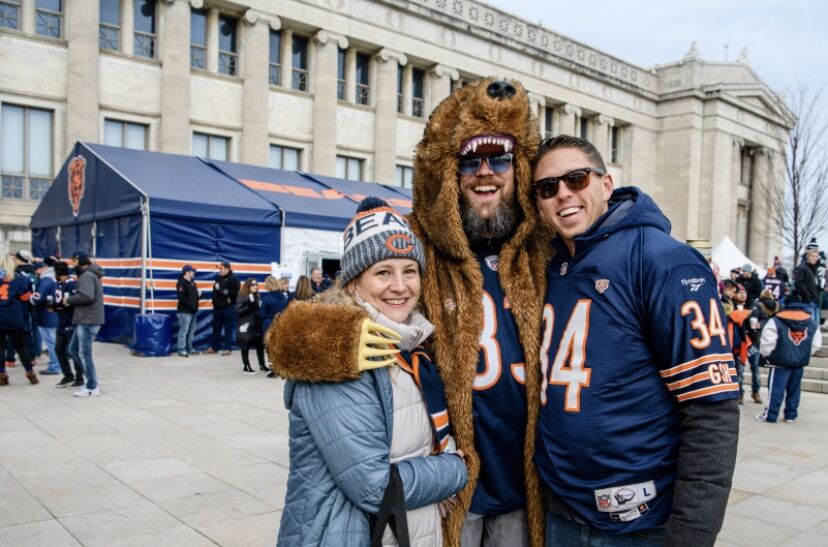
left=681, top=277, right=706, bottom=292
left=594, top=480, right=656, bottom=513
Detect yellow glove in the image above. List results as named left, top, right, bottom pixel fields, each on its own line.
left=358, top=319, right=402, bottom=371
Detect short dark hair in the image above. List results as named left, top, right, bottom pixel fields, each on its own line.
left=533, top=134, right=607, bottom=172
left=722, top=279, right=738, bottom=291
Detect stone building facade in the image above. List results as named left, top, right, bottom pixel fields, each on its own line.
left=0, top=0, right=793, bottom=265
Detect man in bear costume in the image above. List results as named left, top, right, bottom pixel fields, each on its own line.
left=269, top=78, right=550, bottom=546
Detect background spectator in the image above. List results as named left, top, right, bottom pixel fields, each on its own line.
left=53, top=261, right=83, bottom=388
left=0, top=254, right=38, bottom=386
left=293, top=276, right=314, bottom=301
left=207, top=261, right=240, bottom=356
left=309, top=267, right=332, bottom=293
left=236, top=278, right=267, bottom=374
left=31, top=260, right=60, bottom=375
left=65, top=250, right=105, bottom=397
left=176, top=265, right=200, bottom=357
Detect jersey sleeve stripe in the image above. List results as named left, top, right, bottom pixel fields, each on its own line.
left=666, top=371, right=715, bottom=391
left=676, top=383, right=739, bottom=402
left=660, top=353, right=734, bottom=378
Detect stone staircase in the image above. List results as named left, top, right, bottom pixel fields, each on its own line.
left=743, top=327, right=828, bottom=394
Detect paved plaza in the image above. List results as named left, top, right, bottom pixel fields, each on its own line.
left=1, top=343, right=827, bottom=546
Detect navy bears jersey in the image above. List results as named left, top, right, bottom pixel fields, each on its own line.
left=470, top=243, right=527, bottom=515
left=535, top=192, right=737, bottom=534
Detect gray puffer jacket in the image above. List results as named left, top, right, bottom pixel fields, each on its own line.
left=278, top=365, right=468, bottom=546
left=67, top=263, right=105, bottom=325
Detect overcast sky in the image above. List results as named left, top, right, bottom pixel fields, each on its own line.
left=485, top=0, right=828, bottom=253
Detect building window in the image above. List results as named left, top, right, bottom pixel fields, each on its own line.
left=610, top=126, right=619, bottom=164
left=1, top=105, right=53, bottom=202
left=269, top=145, right=301, bottom=170
left=395, top=165, right=413, bottom=188
left=336, top=155, right=363, bottom=181
left=190, top=9, right=207, bottom=69
left=579, top=116, right=589, bottom=139
left=104, top=119, right=147, bottom=150
left=355, top=52, right=370, bottom=106
left=99, top=0, right=121, bottom=51
left=269, top=30, right=281, bottom=85
left=397, top=64, right=404, bottom=114
left=0, top=0, right=20, bottom=30
left=192, top=132, right=228, bottom=161
left=291, top=34, right=309, bottom=92
left=36, top=0, right=62, bottom=38
left=133, top=0, right=155, bottom=58
left=544, top=106, right=554, bottom=138
left=218, top=15, right=237, bottom=76
left=336, top=48, right=346, bottom=100
left=411, top=68, right=425, bottom=118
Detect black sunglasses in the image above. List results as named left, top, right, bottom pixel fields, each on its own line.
left=457, top=153, right=514, bottom=176
left=533, top=167, right=606, bottom=199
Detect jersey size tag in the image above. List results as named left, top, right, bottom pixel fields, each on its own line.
left=609, top=503, right=649, bottom=522
left=594, top=480, right=656, bottom=513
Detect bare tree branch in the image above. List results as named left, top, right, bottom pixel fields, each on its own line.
left=755, top=83, right=828, bottom=267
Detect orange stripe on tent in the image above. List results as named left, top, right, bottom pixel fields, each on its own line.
left=102, top=278, right=215, bottom=290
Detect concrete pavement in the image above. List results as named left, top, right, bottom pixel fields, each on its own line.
left=0, top=343, right=827, bottom=546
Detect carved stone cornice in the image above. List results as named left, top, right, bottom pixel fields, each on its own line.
left=596, top=114, right=615, bottom=127
left=389, top=0, right=656, bottom=94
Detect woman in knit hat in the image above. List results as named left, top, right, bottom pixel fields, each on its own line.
left=272, top=197, right=468, bottom=547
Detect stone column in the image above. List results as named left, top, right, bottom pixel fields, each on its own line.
left=428, top=64, right=457, bottom=112
left=206, top=8, right=219, bottom=72
left=240, top=10, right=280, bottom=166
left=594, top=115, right=614, bottom=161
left=730, top=138, right=745, bottom=242
left=748, top=147, right=769, bottom=264
left=65, top=0, right=100, bottom=155
left=121, top=0, right=134, bottom=55
left=311, top=30, right=347, bottom=176
left=159, top=0, right=192, bottom=154
left=280, top=29, right=293, bottom=88
left=374, top=48, right=407, bottom=184
left=402, top=64, right=412, bottom=116
left=560, top=104, right=580, bottom=137
left=345, top=48, right=356, bottom=103
left=20, top=0, right=34, bottom=33
left=527, top=92, right=544, bottom=136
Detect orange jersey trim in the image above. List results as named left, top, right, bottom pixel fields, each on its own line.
left=660, top=353, right=734, bottom=378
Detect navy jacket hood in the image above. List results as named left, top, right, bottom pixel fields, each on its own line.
left=551, top=186, right=672, bottom=259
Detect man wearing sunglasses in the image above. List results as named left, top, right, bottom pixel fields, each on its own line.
left=532, top=135, right=739, bottom=546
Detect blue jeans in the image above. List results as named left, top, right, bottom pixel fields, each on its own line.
left=68, top=325, right=101, bottom=390
left=38, top=326, right=60, bottom=372
left=210, top=306, right=235, bottom=351
left=763, top=367, right=804, bottom=422
left=176, top=312, right=197, bottom=354
left=546, top=512, right=665, bottom=547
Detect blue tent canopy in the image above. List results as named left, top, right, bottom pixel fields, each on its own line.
left=211, top=160, right=413, bottom=231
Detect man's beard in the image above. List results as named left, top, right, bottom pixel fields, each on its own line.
left=460, top=195, right=518, bottom=244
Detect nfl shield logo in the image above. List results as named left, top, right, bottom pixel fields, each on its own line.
left=597, top=494, right=611, bottom=509
left=595, top=279, right=610, bottom=294
left=485, top=255, right=499, bottom=271
left=560, top=262, right=568, bottom=276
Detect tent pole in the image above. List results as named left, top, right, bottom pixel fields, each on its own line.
left=140, top=198, right=148, bottom=315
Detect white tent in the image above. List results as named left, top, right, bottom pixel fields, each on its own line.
left=711, top=236, right=763, bottom=279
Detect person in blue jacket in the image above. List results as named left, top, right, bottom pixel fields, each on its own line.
left=31, top=260, right=60, bottom=375
left=270, top=198, right=468, bottom=546
left=532, top=135, right=739, bottom=546
left=0, top=254, right=38, bottom=386
left=757, top=295, right=822, bottom=423
left=259, top=276, right=289, bottom=379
